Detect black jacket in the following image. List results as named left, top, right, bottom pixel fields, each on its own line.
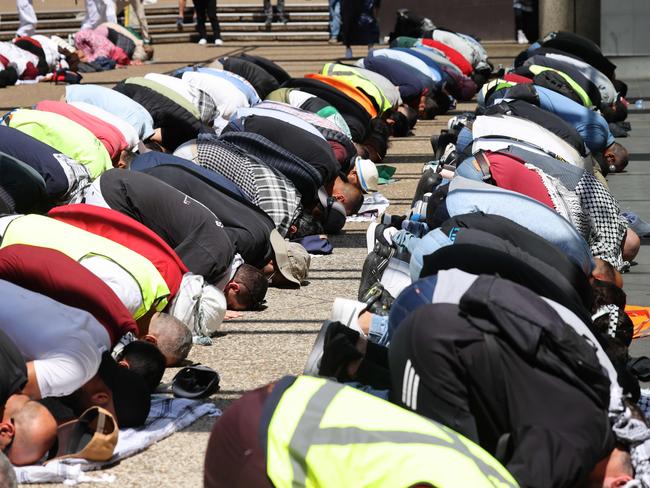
left=140, top=164, right=275, bottom=268
left=98, top=169, right=234, bottom=284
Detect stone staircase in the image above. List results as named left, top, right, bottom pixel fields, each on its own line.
left=0, top=3, right=330, bottom=42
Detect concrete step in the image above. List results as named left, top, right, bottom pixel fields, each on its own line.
left=0, top=12, right=329, bottom=31
left=0, top=3, right=329, bottom=21
left=149, top=30, right=330, bottom=42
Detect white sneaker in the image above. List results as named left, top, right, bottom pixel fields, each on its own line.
left=516, top=29, right=529, bottom=44
left=198, top=38, right=207, bottom=45
left=330, top=298, right=367, bottom=335
left=214, top=38, right=224, bottom=46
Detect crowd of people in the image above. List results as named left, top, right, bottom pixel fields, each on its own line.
left=205, top=30, right=650, bottom=488
left=0, top=12, right=646, bottom=487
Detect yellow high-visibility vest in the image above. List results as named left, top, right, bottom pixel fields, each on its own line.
left=266, top=376, right=519, bottom=488
left=1, top=214, right=169, bottom=318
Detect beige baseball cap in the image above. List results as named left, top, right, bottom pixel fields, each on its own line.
left=269, top=229, right=310, bottom=286
left=48, top=406, right=118, bottom=463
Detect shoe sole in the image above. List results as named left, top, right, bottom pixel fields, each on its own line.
left=303, top=321, right=333, bottom=376
left=366, top=222, right=378, bottom=254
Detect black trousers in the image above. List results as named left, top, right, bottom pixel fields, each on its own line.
left=263, top=0, right=285, bottom=18
left=194, top=0, right=221, bottom=39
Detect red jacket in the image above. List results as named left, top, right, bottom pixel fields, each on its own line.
left=48, top=204, right=187, bottom=299
left=0, top=244, right=138, bottom=346
left=35, top=100, right=127, bottom=160
left=421, top=39, right=473, bottom=76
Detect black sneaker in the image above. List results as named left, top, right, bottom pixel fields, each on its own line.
left=358, top=246, right=393, bottom=300
left=411, top=169, right=441, bottom=210
left=359, top=282, right=394, bottom=316
left=304, top=321, right=362, bottom=378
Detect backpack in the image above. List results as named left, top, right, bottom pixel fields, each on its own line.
left=460, top=275, right=610, bottom=410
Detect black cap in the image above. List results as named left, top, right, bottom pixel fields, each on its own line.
left=317, top=187, right=346, bottom=234
left=98, top=353, right=151, bottom=428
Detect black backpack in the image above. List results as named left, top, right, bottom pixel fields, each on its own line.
left=460, top=275, right=611, bottom=410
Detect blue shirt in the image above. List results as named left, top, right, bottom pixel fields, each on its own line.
left=533, top=85, right=614, bottom=152
left=361, top=54, right=427, bottom=100
left=446, top=177, right=593, bottom=275
left=390, top=48, right=445, bottom=85
left=0, top=126, right=70, bottom=199
left=372, top=48, right=442, bottom=87
left=65, top=85, right=155, bottom=140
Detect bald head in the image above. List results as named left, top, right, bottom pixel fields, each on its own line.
left=147, top=312, right=193, bottom=366
left=3, top=397, right=56, bottom=466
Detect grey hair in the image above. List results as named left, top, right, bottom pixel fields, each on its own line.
left=149, top=312, right=193, bottom=365
left=0, top=451, right=17, bottom=488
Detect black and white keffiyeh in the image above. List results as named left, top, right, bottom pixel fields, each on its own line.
left=196, top=139, right=301, bottom=236
left=575, top=172, right=628, bottom=270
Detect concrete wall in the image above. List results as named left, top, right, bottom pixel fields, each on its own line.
left=539, top=0, right=600, bottom=44
left=601, top=0, right=650, bottom=56
left=378, top=0, right=515, bottom=41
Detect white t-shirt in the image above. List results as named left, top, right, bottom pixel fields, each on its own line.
left=81, top=255, right=143, bottom=316
left=144, top=73, right=200, bottom=107
left=0, top=279, right=110, bottom=398
left=182, top=71, right=249, bottom=119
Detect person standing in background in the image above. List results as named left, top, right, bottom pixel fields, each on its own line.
left=81, top=0, right=117, bottom=30
left=117, top=0, right=151, bottom=43
left=195, top=0, right=223, bottom=45
left=328, top=0, right=341, bottom=44
left=513, top=0, right=538, bottom=44
left=176, top=0, right=185, bottom=30
left=16, top=0, right=37, bottom=37
left=263, top=0, right=287, bottom=29
left=341, top=0, right=379, bottom=59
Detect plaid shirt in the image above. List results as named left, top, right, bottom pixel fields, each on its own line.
left=196, top=139, right=301, bottom=236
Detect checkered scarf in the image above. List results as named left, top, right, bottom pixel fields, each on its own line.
left=575, top=172, right=627, bottom=270
left=196, top=139, right=301, bottom=236
left=196, top=88, right=219, bottom=125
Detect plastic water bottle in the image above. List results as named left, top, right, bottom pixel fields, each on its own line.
left=635, top=99, right=645, bottom=110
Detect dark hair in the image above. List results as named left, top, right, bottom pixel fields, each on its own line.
left=122, top=341, right=166, bottom=393
left=432, top=90, right=452, bottom=114
left=388, top=111, right=410, bottom=137
left=363, top=118, right=390, bottom=160
left=291, top=210, right=325, bottom=238
left=342, top=182, right=364, bottom=214
left=421, top=96, right=439, bottom=120
left=613, top=79, right=628, bottom=98
left=400, top=104, right=418, bottom=129
left=142, top=140, right=165, bottom=153
left=233, top=264, right=268, bottom=310
left=591, top=279, right=627, bottom=311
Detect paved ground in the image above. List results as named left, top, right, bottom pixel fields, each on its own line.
left=3, top=40, right=648, bottom=487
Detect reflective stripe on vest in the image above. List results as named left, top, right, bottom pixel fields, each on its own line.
left=266, top=376, right=519, bottom=488
left=321, top=63, right=393, bottom=115
left=0, top=214, right=169, bottom=318
left=528, top=65, right=593, bottom=108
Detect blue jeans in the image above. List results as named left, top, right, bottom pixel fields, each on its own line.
left=447, top=178, right=594, bottom=274
left=367, top=314, right=390, bottom=346
left=329, top=0, right=341, bottom=38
